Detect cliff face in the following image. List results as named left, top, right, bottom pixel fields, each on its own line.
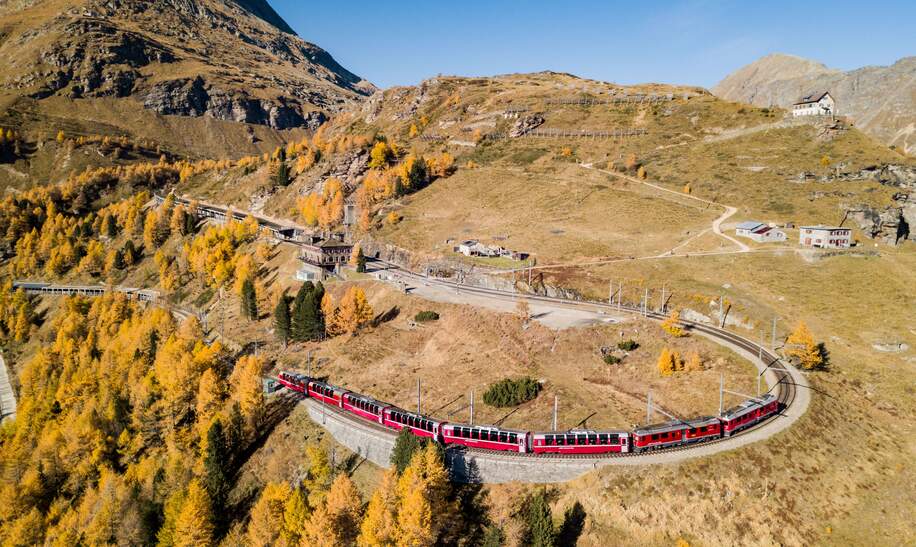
left=713, top=54, right=915, bottom=154
left=0, top=0, right=375, bottom=130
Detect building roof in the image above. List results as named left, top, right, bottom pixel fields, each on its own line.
left=736, top=221, right=765, bottom=231
left=800, top=225, right=849, bottom=231
left=793, top=91, right=831, bottom=105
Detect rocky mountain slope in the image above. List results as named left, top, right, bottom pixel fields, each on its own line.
left=713, top=54, right=915, bottom=154
left=0, top=0, right=374, bottom=133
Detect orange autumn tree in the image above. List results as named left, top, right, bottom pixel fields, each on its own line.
left=661, top=310, right=687, bottom=337
left=324, top=287, right=374, bottom=336
left=785, top=321, right=826, bottom=370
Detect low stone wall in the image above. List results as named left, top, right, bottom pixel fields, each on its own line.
left=304, top=399, right=395, bottom=468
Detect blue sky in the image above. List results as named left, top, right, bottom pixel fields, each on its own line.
left=271, top=0, right=915, bottom=89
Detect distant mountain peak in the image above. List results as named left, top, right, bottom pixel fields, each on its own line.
left=713, top=54, right=915, bottom=154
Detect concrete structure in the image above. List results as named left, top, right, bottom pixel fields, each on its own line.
left=456, top=240, right=528, bottom=261
left=0, top=352, right=15, bottom=423
left=735, top=221, right=787, bottom=243
left=12, top=281, right=159, bottom=302
left=295, top=263, right=328, bottom=282
left=792, top=91, right=836, bottom=117
left=799, top=225, right=852, bottom=248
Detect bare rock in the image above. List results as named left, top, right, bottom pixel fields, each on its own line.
left=509, top=114, right=545, bottom=138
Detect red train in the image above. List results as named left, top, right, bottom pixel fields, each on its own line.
left=275, top=371, right=780, bottom=455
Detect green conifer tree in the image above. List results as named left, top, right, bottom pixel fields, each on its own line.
left=203, top=420, right=231, bottom=534
left=525, top=490, right=556, bottom=547
left=241, top=278, right=258, bottom=321
left=273, top=295, right=290, bottom=346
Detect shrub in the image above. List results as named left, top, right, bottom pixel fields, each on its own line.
left=603, top=354, right=621, bottom=365
left=617, top=339, right=639, bottom=351
left=414, top=310, right=439, bottom=322
left=482, top=377, right=541, bottom=407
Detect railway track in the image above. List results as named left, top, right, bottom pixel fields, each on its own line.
left=296, top=259, right=806, bottom=464
left=170, top=198, right=807, bottom=465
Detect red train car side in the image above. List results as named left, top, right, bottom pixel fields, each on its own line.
left=308, top=380, right=346, bottom=408
left=441, top=424, right=528, bottom=453
left=277, top=371, right=308, bottom=394
left=342, top=392, right=387, bottom=425
left=382, top=407, right=441, bottom=439
left=721, top=393, right=778, bottom=436
left=531, top=430, right=630, bottom=454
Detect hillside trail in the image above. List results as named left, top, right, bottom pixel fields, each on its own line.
left=580, top=163, right=750, bottom=252
left=496, top=164, right=750, bottom=275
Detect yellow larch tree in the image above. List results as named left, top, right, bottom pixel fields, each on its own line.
left=359, top=468, right=399, bottom=547
left=785, top=321, right=825, bottom=370
left=661, top=310, right=687, bottom=337
left=327, top=287, right=374, bottom=336
left=247, top=481, right=292, bottom=546
left=231, top=355, right=265, bottom=433
left=282, top=486, right=310, bottom=546
left=657, top=347, right=676, bottom=376
left=173, top=480, right=214, bottom=547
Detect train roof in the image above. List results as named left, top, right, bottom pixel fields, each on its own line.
left=385, top=406, right=442, bottom=423
left=532, top=429, right=630, bottom=437
left=279, top=370, right=308, bottom=379
left=342, top=391, right=387, bottom=405
left=443, top=423, right=527, bottom=434
left=721, top=393, right=777, bottom=419
left=634, top=416, right=717, bottom=436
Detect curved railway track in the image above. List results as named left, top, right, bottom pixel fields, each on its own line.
left=300, top=259, right=807, bottom=467
left=168, top=198, right=808, bottom=467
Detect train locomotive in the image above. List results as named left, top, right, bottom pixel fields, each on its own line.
left=276, top=371, right=780, bottom=455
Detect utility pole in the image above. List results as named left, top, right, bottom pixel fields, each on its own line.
left=643, top=288, right=648, bottom=317
left=771, top=316, right=778, bottom=349
left=307, top=350, right=312, bottom=378
left=646, top=390, right=652, bottom=424
left=660, top=285, right=666, bottom=313
left=417, top=377, right=421, bottom=414
left=719, top=374, right=724, bottom=416
left=617, top=281, right=622, bottom=312
left=552, top=395, right=558, bottom=431
left=608, top=280, right=613, bottom=305
left=470, top=390, right=474, bottom=426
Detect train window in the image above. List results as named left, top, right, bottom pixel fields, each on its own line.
left=509, top=434, right=518, bottom=444
left=462, top=427, right=470, bottom=438
left=499, top=432, right=508, bottom=443
left=471, top=429, right=479, bottom=440
left=489, top=431, right=498, bottom=442
left=555, top=435, right=564, bottom=446
left=588, top=434, right=597, bottom=445
left=577, top=434, right=586, bottom=445
left=609, top=434, right=619, bottom=443
left=545, top=435, right=554, bottom=445
left=598, top=434, right=608, bottom=444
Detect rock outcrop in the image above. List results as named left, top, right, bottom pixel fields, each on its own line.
left=509, top=114, right=545, bottom=138
left=0, top=0, right=375, bottom=131
left=835, top=164, right=916, bottom=243
left=713, top=54, right=915, bottom=154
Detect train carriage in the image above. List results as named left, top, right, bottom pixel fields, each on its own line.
left=633, top=421, right=688, bottom=452
left=342, top=392, right=387, bottom=425
left=382, top=407, right=441, bottom=439
left=721, top=393, right=778, bottom=436
left=307, top=380, right=347, bottom=408
left=277, top=371, right=309, bottom=394
left=683, top=416, right=722, bottom=443
left=441, top=424, right=529, bottom=453
left=531, top=430, right=630, bottom=454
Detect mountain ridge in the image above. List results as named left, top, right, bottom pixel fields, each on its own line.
left=713, top=53, right=915, bottom=154
left=0, top=0, right=374, bottom=137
